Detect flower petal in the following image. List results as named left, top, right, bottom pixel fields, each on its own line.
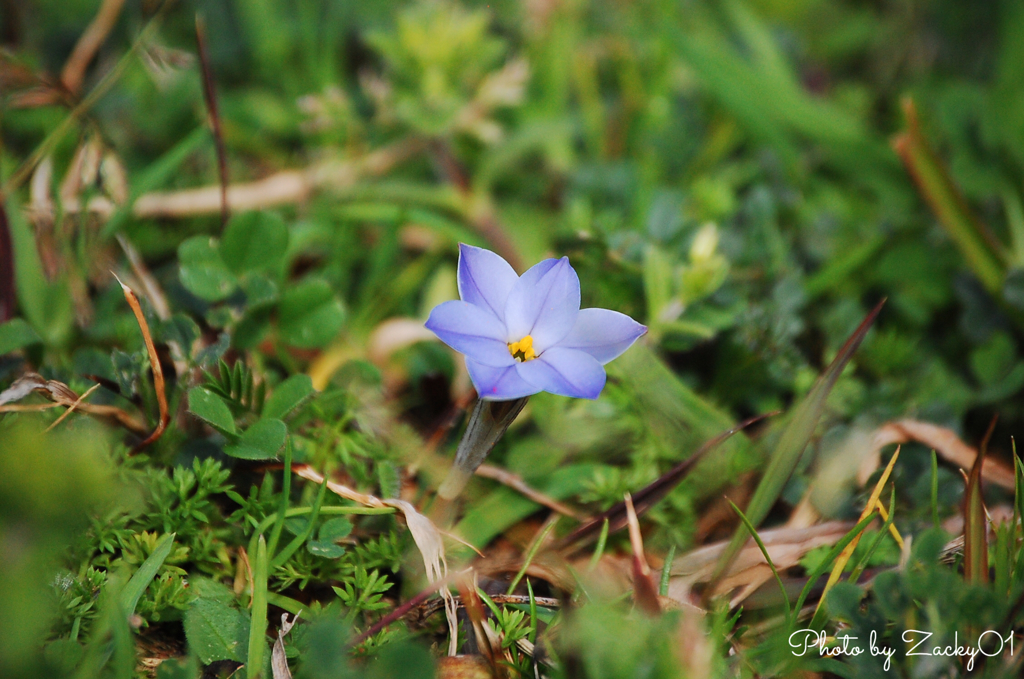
left=466, top=359, right=541, bottom=401
left=516, top=347, right=606, bottom=399
left=425, top=300, right=513, bottom=367
left=557, top=308, right=647, bottom=364
left=503, top=257, right=580, bottom=351
left=457, top=243, right=519, bottom=324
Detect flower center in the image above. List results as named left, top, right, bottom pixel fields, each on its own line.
left=508, top=335, right=537, bottom=362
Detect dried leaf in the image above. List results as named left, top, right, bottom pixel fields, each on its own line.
left=271, top=613, right=298, bottom=679
left=660, top=521, right=854, bottom=606
left=861, top=419, right=1014, bottom=489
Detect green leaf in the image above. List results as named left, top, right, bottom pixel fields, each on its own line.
left=220, top=211, right=289, bottom=275
left=178, top=236, right=238, bottom=302
left=277, top=278, right=345, bottom=348
left=307, top=517, right=353, bottom=558
left=120, top=532, right=175, bottom=616
left=188, top=387, right=237, bottom=436
left=262, top=374, right=315, bottom=419
left=0, top=318, right=40, bottom=355
left=224, top=418, right=287, bottom=460
left=183, top=580, right=249, bottom=664
left=319, top=517, right=353, bottom=541
left=241, top=275, right=279, bottom=310
left=893, top=100, right=1006, bottom=294
left=7, top=202, right=73, bottom=346
left=307, top=539, right=346, bottom=559
left=159, top=314, right=201, bottom=355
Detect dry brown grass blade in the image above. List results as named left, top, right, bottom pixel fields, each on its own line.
left=0, top=372, right=148, bottom=432
left=963, top=417, right=996, bottom=584
left=458, top=576, right=499, bottom=667
left=116, top=235, right=188, bottom=378
left=45, top=382, right=101, bottom=431
left=194, top=14, right=229, bottom=228
left=60, top=0, right=127, bottom=94
left=625, top=493, right=661, bottom=615
left=813, top=447, right=900, bottom=618
left=861, top=419, right=1014, bottom=489
left=475, top=464, right=584, bottom=520
left=114, top=275, right=168, bottom=452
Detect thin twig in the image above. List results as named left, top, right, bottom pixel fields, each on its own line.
left=348, top=568, right=472, bottom=648
left=64, top=138, right=424, bottom=219
left=0, top=373, right=148, bottom=431
left=476, top=464, right=584, bottom=520
left=194, top=14, right=229, bottom=228
left=45, top=383, right=101, bottom=431
left=410, top=593, right=561, bottom=626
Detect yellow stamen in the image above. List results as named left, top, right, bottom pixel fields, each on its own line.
left=508, top=335, right=537, bottom=362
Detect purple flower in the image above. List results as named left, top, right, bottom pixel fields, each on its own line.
left=426, top=244, right=647, bottom=401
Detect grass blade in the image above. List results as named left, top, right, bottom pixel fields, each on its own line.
left=120, top=532, right=174, bottom=616
left=792, top=512, right=879, bottom=627
left=727, top=499, right=791, bottom=625
left=271, top=477, right=327, bottom=569
left=248, top=535, right=269, bottom=679
left=267, top=438, right=293, bottom=556
left=892, top=98, right=1006, bottom=293
left=0, top=199, right=14, bottom=323
left=507, top=518, right=559, bottom=595
left=710, top=300, right=884, bottom=590
left=848, top=488, right=898, bottom=585
left=659, top=544, right=676, bottom=597
left=814, top=446, right=901, bottom=618
left=115, top=276, right=168, bottom=453
left=1014, top=440, right=1023, bottom=537
left=963, top=419, right=995, bottom=584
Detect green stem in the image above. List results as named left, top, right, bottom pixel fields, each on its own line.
left=507, top=519, right=559, bottom=595
left=247, top=536, right=268, bottom=679
left=270, top=478, right=328, bottom=569
left=267, top=439, right=292, bottom=556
